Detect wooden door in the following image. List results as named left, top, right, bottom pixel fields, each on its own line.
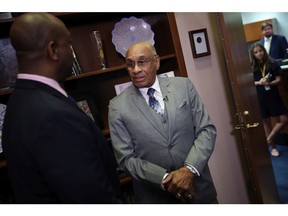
left=217, top=12, right=279, bottom=203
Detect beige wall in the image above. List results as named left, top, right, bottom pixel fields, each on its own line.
left=174, top=12, right=250, bottom=203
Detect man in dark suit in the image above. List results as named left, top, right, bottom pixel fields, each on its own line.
left=108, top=42, right=217, bottom=203
left=259, top=22, right=288, bottom=62
left=2, top=13, right=123, bottom=204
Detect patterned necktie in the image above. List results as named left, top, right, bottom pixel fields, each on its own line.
left=147, top=88, right=163, bottom=115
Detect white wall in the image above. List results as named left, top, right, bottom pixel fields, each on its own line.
left=174, top=12, right=250, bottom=204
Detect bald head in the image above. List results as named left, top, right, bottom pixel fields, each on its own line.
left=9, top=13, right=74, bottom=81
left=126, top=42, right=156, bottom=58
left=10, top=13, right=66, bottom=54
left=125, top=42, right=160, bottom=88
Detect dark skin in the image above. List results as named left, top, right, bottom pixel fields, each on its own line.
left=126, top=42, right=196, bottom=202
left=9, top=13, right=74, bottom=83
left=162, top=167, right=196, bottom=202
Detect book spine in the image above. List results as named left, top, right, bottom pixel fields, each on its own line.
left=70, top=45, right=82, bottom=75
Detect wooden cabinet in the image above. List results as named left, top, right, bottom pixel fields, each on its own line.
left=243, top=18, right=277, bottom=43
left=0, top=12, right=187, bottom=203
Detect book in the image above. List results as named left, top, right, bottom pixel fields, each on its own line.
left=70, top=45, right=82, bottom=75
left=114, top=71, right=175, bottom=95
left=0, top=38, right=18, bottom=89
left=0, top=103, right=7, bottom=154
left=114, top=81, right=132, bottom=95
left=76, top=100, right=95, bottom=121
left=158, top=71, right=175, bottom=78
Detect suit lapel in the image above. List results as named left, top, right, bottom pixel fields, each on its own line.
left=159, top=78, right=176, bottom=138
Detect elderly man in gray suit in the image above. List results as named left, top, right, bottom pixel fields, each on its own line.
left=108, top=42, right=217, bottom=204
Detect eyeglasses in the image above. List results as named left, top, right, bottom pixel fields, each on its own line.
left=126, top=55, right=157, bottom=70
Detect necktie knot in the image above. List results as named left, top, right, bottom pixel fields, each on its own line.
left=147, top=88, right=155, bottom=97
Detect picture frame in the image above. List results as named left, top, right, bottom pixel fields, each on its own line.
left=188, top=28, right=211, bottom=58
left=70, top=92, right=105, bottom=129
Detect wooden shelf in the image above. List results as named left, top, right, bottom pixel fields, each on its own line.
left=65, top=54, right=176, bottom=81
left=66, top=64, right=127, bottom=81
left=0, top=88, right=13, bottom=96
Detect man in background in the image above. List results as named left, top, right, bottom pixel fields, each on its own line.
left=2, top=13, right=123, bottom=204
left=259, top=22, right=288, bottom=63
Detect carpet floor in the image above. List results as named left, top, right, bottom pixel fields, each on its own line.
left=270, top=143, right=288, bottom=204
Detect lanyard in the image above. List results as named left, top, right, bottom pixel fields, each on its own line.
left=260, top=64, right=266, bottom=78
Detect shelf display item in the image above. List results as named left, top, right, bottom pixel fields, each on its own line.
left=0, top=38, right=18, bottom=89
left=112, top=16, right=155, bottom=57
left=0, top=103, right=6, bottom=154
left=90, top=30, right=106, bottom=69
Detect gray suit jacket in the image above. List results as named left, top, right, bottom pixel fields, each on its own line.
left=109, top=77, right=217, bottom=203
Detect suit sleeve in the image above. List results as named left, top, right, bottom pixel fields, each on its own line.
left=279, top=36, right=288, bottom=59
left=34, top=109, right=121, bottom=203
left=184, top=79, right=217, bottom=172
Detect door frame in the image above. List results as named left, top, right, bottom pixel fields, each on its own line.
left=217, top=12, right=279, bottom=203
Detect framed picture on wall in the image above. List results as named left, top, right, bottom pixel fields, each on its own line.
left=188, top=28, right=211, bottom=58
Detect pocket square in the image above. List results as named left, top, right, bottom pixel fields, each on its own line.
left=178, top=99, right=187, bottom=108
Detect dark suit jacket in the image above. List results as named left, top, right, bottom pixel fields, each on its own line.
left=260, top=34, right=288, bottom=60
left=109, top=77, right=217, bottom=203
left=2, top=79, right=123, bottom=203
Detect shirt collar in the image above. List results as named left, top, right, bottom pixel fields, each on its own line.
left=139, top=76, right=161, bottom=96
left=17, top=73, right=68, bottom=97
left=265, top=36, right=272, bottom=41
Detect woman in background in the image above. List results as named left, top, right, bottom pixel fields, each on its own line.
left=250, top=42, right=288, bottom=157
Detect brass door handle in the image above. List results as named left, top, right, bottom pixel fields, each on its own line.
left=234, top=124, right=244, bottom=130
left=246, top=123, right=259, bottom=128
left=235, top=122, right=259, bottom=130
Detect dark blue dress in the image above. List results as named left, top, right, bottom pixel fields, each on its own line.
left=253, top=61, right=287, bottom=118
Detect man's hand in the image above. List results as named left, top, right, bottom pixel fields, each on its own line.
left=162, top=166, right=196, bottom=202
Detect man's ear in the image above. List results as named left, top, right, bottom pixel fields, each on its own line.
left=47, top=41, right=59, bottom=60
left=155, top=55, right=160, bottom=70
